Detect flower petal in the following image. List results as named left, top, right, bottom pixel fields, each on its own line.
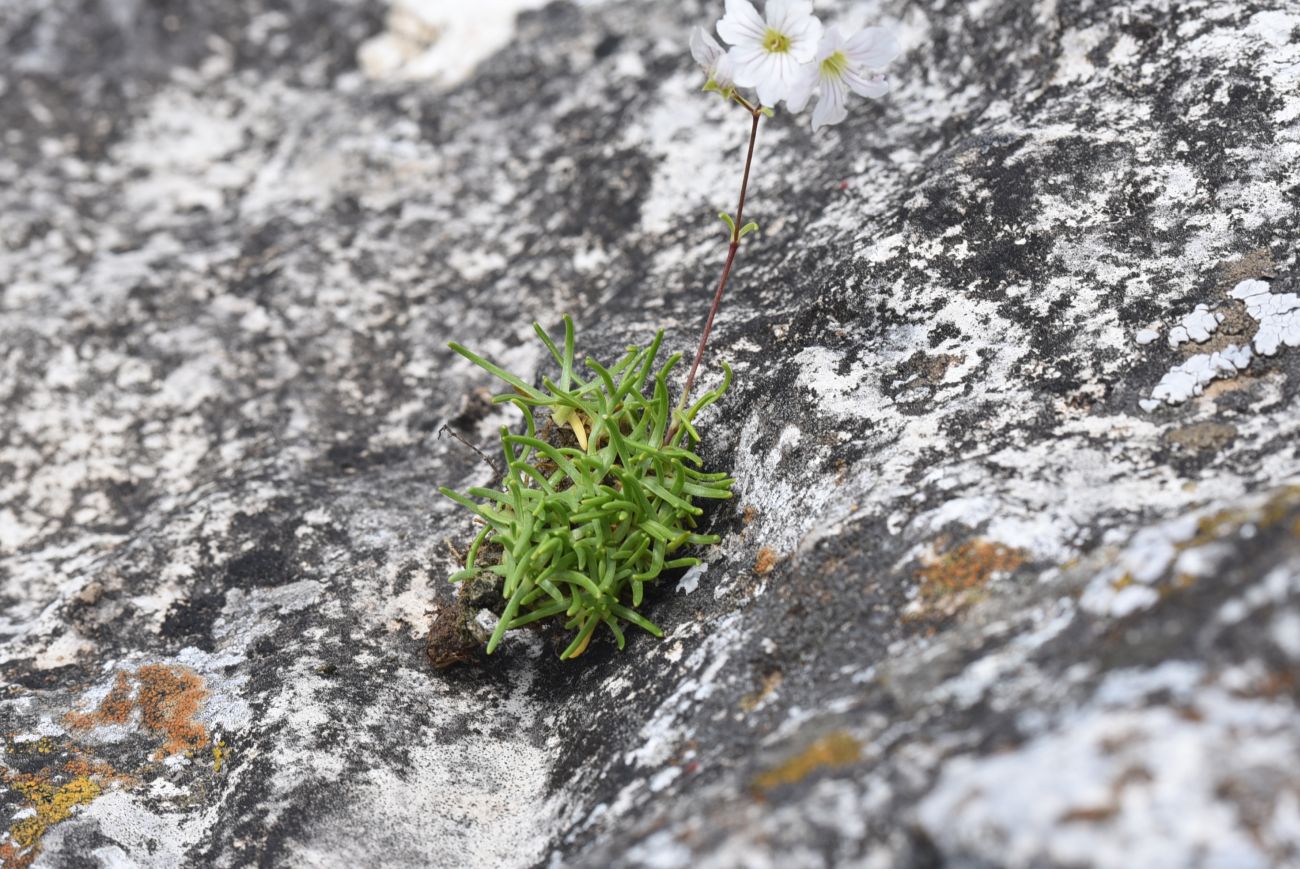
left=690, top=27, right=723, bottom=70
left=843, top=68, right=890, bottom=99
left=728, top=43, right=769, bottom=87
left=753, top=53, right=787, bottom=106
left=787, top=15, right=824, bottom=63
left=770, top=0, right=814, bottom=32
left=764, top=0, right=790, bottom=32
left=717, top=0, right=767, bottom=46
left=714, top=53, right=737, bottom=89
left=784, top=62, right=818, bottom=112
left=811, top=75, right=849, bottom=132
left=816, top=26, right=844, bottom=61
left=843, top=27, right=900, bottom=69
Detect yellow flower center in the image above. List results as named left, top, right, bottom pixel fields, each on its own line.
left=762, top=28, right=792, bottom=54
left=821, top=50, right=849, bottom=78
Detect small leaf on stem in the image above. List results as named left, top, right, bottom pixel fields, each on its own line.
left=717, top=211, right=737, bottom=239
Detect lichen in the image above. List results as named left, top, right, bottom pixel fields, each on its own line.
left=65, top=664, right=209, bottom=758
left=751, top=732, right=863, bottom=794
left=0, top=745, right=127, bottom=869
left=916, top=539, right=1027, bottom=604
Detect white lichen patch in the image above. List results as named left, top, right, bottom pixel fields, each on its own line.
left=1140, top=278, right=1300, bottom=410
left=629, top=76, right=742, bottom=237
left=1217, top=564, right=1300, bottom=628
left=1139, top=344, right=1251, bottom=411
left=624, top=613, right=744, bottom=770
left=1232, top=278, right=1300, bottom=356
left=40, top=790, right=211, bottom=869
left=676, top=563, right=707, bottom=595
left=1166, top=304, right=1223, bottom=348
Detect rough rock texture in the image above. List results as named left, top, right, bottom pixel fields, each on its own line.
left=2, top=0, right=1300, bottom=866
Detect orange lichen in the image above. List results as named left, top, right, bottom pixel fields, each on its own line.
left=754, top=547, right=779, bottom=575
left=135, top=665, right=209, bottom=756
left=916, top=539, right=1026, bottom=602
left=752, top=732, right=862, bottom=795
left=64, top=671, right=133, bottom=730
left=65, top=664, right=209, bottom=758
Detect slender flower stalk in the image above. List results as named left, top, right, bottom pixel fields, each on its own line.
left=678, top=106, right=762, bottom=416
left=675, top=3, right=900, bottom=427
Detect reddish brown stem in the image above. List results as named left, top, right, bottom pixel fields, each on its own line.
left=679, top=108, right=762, bottom=411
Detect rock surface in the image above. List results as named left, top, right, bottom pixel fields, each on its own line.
left=2, top=0, right=1300, bottom=866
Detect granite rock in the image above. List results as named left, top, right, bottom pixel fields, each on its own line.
left=2, top=0, right=1299, bottom=866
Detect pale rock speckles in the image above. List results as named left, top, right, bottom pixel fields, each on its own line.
left=2, top=0, right=1300, bottom=866
left=917, top=663, right=1300, bottom=869
left=357, top=0, right=553, bottom=84
left=1079, top=512, right=1202, bottom=619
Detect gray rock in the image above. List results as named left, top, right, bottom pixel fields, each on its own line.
left=2, top=0, right=1299, bottom=867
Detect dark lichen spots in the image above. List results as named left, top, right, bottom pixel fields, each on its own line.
left=225, top=547, right=292, bottom=588
left=928, top=321, right=963, bottom=349
left=160, top=591, right=227, bottom=648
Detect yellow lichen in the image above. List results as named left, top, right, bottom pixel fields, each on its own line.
left=2, top=768, right=106, bottom=869
left=10, top=776, right=101, bottom=847
left=212, top=740, right=226, bottom=773
left=752, top=732, right=862, bottom=794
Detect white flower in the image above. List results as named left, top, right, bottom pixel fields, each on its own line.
left=690, top=26, right=736, bottom=92
left=717, top=0, right=823, bottom=107
left=787, top=26, right=900, bottom=132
